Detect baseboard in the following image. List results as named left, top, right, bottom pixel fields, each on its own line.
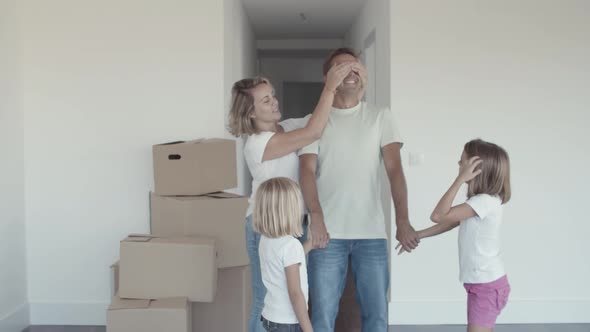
left=388, top=324, right=590, bottom=332
left=29, top=301, right=109, bottom=325
left=26, top=299, right=590, bottom=326
left=0, top=303, right=30, bottom=332
left=389, top=299, right=590, bottom=324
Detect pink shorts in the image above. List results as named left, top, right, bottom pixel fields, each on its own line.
left=464, top=275, right=510, bottom=328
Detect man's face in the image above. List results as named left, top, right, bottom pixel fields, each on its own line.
left=329, top=54, right=362, bottom=95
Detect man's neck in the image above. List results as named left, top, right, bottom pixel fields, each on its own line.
left=333, top=94, right=360, bottom=109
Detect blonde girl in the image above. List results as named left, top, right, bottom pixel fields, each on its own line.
left=254, top=177, right=313, bottom=332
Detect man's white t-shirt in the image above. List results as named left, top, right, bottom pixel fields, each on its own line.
left=299, top=102, right=403, bottom=239
left=259, top=235, right=308, bottom=324
left=244, top=116, right=310, bottom=217
left=459, top=194, right=506, bottom=283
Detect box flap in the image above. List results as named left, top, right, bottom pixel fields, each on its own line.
left=156, top=236, right=216, bottom=247
left=202, top=138, right=233, bottom=144
left=206, top=192, right=242, bottom=199
left=108, top=296, right=151, bottom=310
left=186, top=138, right=207, bottom=144
left=154, top=138, right=233, bottom=146
left=155, top=140, right=186, bottom=146
left=150, top=297, right=188, bottom=309
left=151, top=191, right=242, bottom=201
left=124, top=234, right=155, bottom=242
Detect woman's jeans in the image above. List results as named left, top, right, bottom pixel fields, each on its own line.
left=246, top=215, right=266, bottom=332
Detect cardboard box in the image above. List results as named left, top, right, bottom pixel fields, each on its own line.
left=150, top=192, right=249, bottom=268
left=153, top=139, right=237, bottom=196
left=110, top=261, right=119, bottom=297
left=192, top=266, right=251, bottom=332
left=119, top=235, right=217, bottom=302
left=107, top=296, right=191, bottom=332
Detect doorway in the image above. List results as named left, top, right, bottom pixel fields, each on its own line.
left=226, top=0, right=392, bottom=329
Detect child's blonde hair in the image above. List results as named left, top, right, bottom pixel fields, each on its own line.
left=253, top=177, right=304, bottom=238
left=464, top=139, right=512, bottom=204
left=227, top=77, right=270, bottom=137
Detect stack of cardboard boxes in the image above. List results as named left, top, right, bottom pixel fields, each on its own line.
left=107, top=138, right=251, bottom=332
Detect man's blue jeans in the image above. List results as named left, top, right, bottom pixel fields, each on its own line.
left=308, top=239, right=389, bottom=332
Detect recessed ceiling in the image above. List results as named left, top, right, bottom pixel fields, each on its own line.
left=242, top=0, right=368, bottom=39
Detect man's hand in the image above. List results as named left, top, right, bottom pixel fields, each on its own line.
left=303, top=222, right=314, bottom=254
left=395, top=221, right=420, bottom=253
left=309, top=212, right=329, bottom=249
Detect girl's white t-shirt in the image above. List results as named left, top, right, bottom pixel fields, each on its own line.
left=459, top=193, right=506, bottom=283
left=259, top=235, right=308, bottom=324
left=243, top=116, right=310, bottom=217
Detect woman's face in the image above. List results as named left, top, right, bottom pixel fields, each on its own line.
left=250, top=83, right=280, bottom=124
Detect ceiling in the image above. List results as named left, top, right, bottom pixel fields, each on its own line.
left=242, top=0, right=368, bottom=39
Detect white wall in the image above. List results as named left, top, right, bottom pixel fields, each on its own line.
left=389, top=0, right=590, bottom=324
left=345, top=0, right=395, bottom=305
left=257, top=39, right=344, bottom=50
left=20, top=0, right=225, bottom=324
left=0, top=1, right=29, bottom=331
left=224, top=0, right=257, bottom=196
left=345, top=0, right=390, bottom=108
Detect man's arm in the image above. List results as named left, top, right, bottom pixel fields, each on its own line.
left=299, top=153, right=329, bottom=248
left=382, top=143, right=419, bottom=253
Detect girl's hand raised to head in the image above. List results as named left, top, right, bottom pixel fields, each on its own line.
left=458, top=156, right=483, bottom=183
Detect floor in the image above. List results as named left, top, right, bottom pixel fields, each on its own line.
left=22, top=324, right=590, bottom=332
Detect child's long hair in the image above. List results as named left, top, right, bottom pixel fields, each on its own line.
left=253, top=177, right=304, bottom=238
left=464, top=139, right=511, bottom=204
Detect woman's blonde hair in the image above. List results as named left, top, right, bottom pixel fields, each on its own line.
left=464, top=139, right=512, bottom=204
left=253, top=177, right=304, bottom=238
left=227, top=77, right=269, bottom=137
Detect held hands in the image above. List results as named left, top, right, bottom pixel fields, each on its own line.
left=458, top=156, right=483, bottom=183
left=395, top=221, right=420, bottom=255
left=395, top=230, right=422, bottom=255
left=309, top=212, right=330, bottom=249
left=325, top=62, right=354, bottom=94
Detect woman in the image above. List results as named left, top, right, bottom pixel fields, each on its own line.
left=228, top=62, right=354, bottom=332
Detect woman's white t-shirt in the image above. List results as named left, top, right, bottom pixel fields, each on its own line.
left=243, top=116, right=309, bottom=217
left=459, top=194, right=506, bottom=283
left=259, top=235, right=308, bottom=324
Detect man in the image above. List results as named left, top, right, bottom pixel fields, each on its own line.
left=299, top=48, right=419, bottom=331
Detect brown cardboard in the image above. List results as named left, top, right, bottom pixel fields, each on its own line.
left=107, top=296, right=191, bottom=332
left=110, top=261, right=119, bottom=297
left=119, top=235, right=217, bottom=302
left=192, top=265, right=251, bottom=332
left=150, top=192, right=249, bottom=268
left=153, top=139, right=237, bottom=196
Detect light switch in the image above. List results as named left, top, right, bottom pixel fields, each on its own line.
left=409, top=152, right=425, bottom=166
